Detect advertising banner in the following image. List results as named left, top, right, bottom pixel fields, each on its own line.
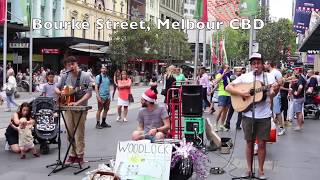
left=130, top=0, right=146, bottom=20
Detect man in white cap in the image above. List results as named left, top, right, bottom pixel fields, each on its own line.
left=226, top=53, right=280, bottom=179
left=132, top=88, right=170, bottom=142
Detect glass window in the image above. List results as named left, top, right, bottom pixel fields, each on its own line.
left=71, top=17, right=75, bottom=37
left=190, top=0, right=195, bottom=5
left=184, top=9, right=188, bottom=13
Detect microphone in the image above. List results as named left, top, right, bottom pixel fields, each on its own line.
left=64, top=69, right=72, bottom=74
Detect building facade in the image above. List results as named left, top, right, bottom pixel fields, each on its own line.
left=159, top=0, right=184, bottom=22
left=145, top=0, right=160, bottom=22
left=65, top=0, right=128, bottom=42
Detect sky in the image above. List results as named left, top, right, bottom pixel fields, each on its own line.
left=269, top=0, right=294, bottom=20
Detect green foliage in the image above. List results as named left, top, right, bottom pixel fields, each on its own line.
left=257, top=18, right=296, bottom=64
left=109, top=20, right=192, bottom=65
left=216, top=27, right=249, bottom=66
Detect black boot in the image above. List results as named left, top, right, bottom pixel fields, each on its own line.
left=101, top=118, right=111, bottom=128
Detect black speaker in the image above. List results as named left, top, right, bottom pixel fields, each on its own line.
left=182, top=85, right=203, bottom=116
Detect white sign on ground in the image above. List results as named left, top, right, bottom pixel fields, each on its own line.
left=114, top=141, right=173, bottom=180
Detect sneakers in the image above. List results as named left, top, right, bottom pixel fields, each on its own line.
left=293, top=126, right=302, bottom=131
left=236, top=126, right=242, bottom=130
left=74, top=157, right=84, bottom=164
left=20, top=154, right=26, bottom=159
left=96, top=123, right=103, bottom=129
left=278, top=128, right=286, bottom=136
left=123, top=118, right=128, bottom=122
left=220, top=125, right=229, bottom=132
left=101, top=122, right=112, bottom=128
left=65, top=156, right=76, bottom=165
left=116, top=116, right=121, bottom=122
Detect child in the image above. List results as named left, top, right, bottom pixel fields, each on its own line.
left=42, top=71, right=58, bottom=101
left=11, top=118, right=39, bottom=159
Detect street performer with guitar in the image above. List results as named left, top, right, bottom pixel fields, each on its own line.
left=226, top=53, right=280, bottom=179
left=55, top=56, right=93, bottom=164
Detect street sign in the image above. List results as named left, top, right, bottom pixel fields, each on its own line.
left=41, top=48, right=61, bottom=54
left=13, top=53, right=23, bottom=64
left=9, top=43, right=29, bottom=48
left=252, top=42, right=259, bottom=53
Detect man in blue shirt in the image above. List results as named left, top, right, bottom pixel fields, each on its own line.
left=95, top=65, right=111, bottom=129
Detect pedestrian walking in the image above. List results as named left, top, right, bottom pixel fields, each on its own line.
left=117, top=70, right=132, bottom=122
left=4, top=68, right=18, bottom=112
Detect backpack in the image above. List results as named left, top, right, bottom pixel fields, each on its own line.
left=97, top=74, right=102, bottom=89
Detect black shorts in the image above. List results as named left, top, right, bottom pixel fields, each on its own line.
left=5, top=125, right=18, bottom=145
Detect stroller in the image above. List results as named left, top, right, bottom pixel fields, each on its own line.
left=32, top=97, right=59, bottom=154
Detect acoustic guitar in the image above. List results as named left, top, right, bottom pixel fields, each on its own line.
left=231, top=81, right=274, bottom=112
left=59, top=85, right=88, bottom=105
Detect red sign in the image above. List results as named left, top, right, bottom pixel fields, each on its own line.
left=41, top=48, right=61, bottom=54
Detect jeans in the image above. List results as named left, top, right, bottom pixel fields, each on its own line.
left=6, top=94, right=18, bottom=109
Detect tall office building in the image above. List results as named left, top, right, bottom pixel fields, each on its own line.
left=159, top=0, right=184, bottom=22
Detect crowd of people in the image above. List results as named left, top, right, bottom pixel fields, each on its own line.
left=2, top=54, right=319, bottom=179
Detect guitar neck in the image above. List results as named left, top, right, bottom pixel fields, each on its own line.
left=255, top=84, right=271, bottom=93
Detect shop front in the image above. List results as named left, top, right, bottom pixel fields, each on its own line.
left=299, top=20, right=320, bottom=71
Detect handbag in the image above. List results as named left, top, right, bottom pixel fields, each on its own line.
left=6, top=88, right=14, bottom=96
left=129, top=94, right=134, bottom=103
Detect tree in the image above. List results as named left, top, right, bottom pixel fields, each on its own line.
left=109, top=21, right=192, bottom=66
left=216, top=27, right=249, bottom=66
left=256, top=18, right=296, bottom=64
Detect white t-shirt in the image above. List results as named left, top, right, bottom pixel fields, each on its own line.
left=231, top=71, right=275, bottom=119
left=269, top=68, right=282, bottom=81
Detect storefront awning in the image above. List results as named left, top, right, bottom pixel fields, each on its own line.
left=299, top=21, right=320, bottom=52
left=0, top=22, right=29, bottom=33
left=69, top=43, right=109, bottom=54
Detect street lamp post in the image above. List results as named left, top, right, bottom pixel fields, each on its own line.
left=29, top=0, right=33, bottom=93
left=3, top=0, right=7, bottom=87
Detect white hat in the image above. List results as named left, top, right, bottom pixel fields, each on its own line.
left=249, top=53, right=262, bottom=61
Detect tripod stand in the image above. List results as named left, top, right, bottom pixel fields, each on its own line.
left=232, top=71, right=260, bottom=180
left=46, top=99, right=63, bottom=176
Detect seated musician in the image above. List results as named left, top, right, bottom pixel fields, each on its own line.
left=55, top=56, right=93, bottom=164
left=132, top=88, right=170, bottom=142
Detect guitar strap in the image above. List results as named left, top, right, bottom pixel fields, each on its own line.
left=75, top=70, right=82, bottom=88
left=262, top=72, right=268, bottom=102
left=74, top=71, right=83, bottom=101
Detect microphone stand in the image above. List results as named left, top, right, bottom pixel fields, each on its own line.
left=46, top=71, right=69, bottom=176
left=232, top=71, right=259, bottom=180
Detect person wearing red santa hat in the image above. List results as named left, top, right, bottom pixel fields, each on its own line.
left=132, top=88, right=170, bottom=142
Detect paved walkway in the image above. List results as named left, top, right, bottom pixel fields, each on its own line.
left=0, top=86, right=319, bottom=179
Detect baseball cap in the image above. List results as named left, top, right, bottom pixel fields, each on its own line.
left=249, top=53, right=263, bottom=61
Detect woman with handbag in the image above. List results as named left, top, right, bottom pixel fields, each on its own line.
left=4, top=69, right=18, bottom=112
left=117, top=70, right=132, bottom=122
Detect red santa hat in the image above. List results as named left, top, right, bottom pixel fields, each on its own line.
left=142, top=89, right=157, bottom=103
